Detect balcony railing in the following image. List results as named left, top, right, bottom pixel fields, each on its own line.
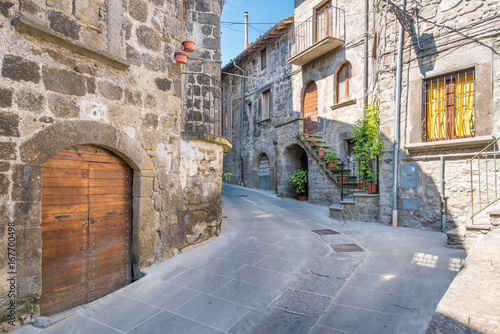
left=182, top=72, right=232, bottom=141
left=288, top=5, right=345, bottom=65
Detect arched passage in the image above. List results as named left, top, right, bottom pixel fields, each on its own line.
left=282, top=144, right=308, bottom=198
left=303, top=81, right=318, bottom=134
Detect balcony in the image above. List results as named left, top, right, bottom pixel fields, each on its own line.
left=182, top=72, right=233, bottom=151
left=287, top=5, right=345, bottom=66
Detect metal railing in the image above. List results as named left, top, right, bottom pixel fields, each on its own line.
left=468, top=137, right=500, bottom=223
left=289, top=5, right=345, bottom=58
left=182, top=72, right=232, bottom=141
left=340, top=158, right=379, bottom=202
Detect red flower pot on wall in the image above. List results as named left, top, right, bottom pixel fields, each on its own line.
left=182, top=40, right=195, bottom=53
left=174, top=51, right=188, bottom=64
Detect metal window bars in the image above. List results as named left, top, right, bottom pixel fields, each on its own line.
left=468, top=137, right=500, bottom=224
left=182, top=72, right=232, bottom=141
left=422, top=68, right=476, bottom=142
left=289, top=5, right=345, bottom=59
left=339, top=157, right=379, bottom=202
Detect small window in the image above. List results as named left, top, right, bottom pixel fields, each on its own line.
left=424, top=68, right=475, bottom=141
left=337, top=62, right=351, bottom=103
left=261, top=48, right=267, bottom=70
left=262, top=90, right=270, bottom=119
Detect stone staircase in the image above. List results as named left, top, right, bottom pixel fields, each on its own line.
left=298, top=134, right=380, bottom=222
left=447, top=210, right=500, bottom=250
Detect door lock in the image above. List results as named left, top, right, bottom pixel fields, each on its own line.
left=90, top=219, right=95, bottom=224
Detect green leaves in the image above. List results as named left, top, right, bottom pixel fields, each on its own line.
left=352, top=101, right=384, bottom=184
left=288, top=169, right=308, bottom=196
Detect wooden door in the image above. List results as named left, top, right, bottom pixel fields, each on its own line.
left=258, top=155, right=271, bottom=190
left=41, top=145, right=132, bottom=316
left=303, top=81, right=318, bottom=134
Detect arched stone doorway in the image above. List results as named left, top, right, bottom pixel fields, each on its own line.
left=40, top=145, right=133, bottom=316
left=282, top=144, right=308, bottom=198
left=15, top=120, right=155, bottom=317
left=303, top=81, right=318, bottom=134
left=258, top=154, right=271, bottom=190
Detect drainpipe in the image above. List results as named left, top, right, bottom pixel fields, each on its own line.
left=440, top=156, right=446, bottom=233
left=392, top=0, right=406, bottom=228
left=363, top=0, right=369, bottom=109
left=233, top=60, right=245, bottom=186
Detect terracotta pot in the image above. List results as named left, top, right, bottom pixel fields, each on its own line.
left=304, top=134, right=310, bottom=139
left=337, top=176, right=348, bottom=182
left=174, top=51, right=188, bottom=64
left=298, top=195, right=308, bottom=201
left=366, top=183, right=378, bottom=194
left=182, top=40, right=195, bottom=52
left=318, top=150, right=325, bottom=157
left=327, top=161, right=335, bottom=168
left=357, top=183, right=363, bottom=190
left=309, top=140, right=314, bottom=145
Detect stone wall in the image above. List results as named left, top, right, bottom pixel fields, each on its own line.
left=375, top=0, right=500, bottom=230
left=0, top=0, right=226, bottom=329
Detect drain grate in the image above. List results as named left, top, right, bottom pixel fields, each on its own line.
left=331, top=244, right=365, bottom=252
left=236, top=195, right=248, bottom=197
left=311, top=229, right=340, bottom=235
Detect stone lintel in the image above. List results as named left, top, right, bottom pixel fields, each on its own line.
left=330, top=98, right=357, bottom=110
left=405, top=135, right=496, bottom=152
left=181, top=132, right=232, bottom=153
left=13, top=16, right=130, bottom=71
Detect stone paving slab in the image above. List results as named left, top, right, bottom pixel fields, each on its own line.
left=13, top=184, right=466, bottom=334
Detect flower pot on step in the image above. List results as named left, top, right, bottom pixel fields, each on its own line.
left=327, top=161, right=335, bottom=168
left=337, top=176, right=348, bottom=183
left=298, top=195, right=308, bottom=201
left=318, top=150, right=325, bottom=157
left=366, top=183, right=377, bottom=194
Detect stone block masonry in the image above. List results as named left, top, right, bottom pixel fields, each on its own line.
left=0, top=0, right=227, bottom=330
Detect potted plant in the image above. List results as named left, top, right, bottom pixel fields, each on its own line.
left=324, top=148, right=339, bottom=171
left=288, top=169, right=308, bottom=201
left=351, top=100, right=384, bottom=191
left=318, top=143, right=325, bottom=157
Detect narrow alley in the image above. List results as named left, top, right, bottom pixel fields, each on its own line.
left=13, top=184, right=466, bottom=334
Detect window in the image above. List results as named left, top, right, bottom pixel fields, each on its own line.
left=261, top=48, right=267, bottom=70
left=315, top=2, right=332, bottom=42
left=337, top=62, right=351, bottom=103
left=424, top=68, right=475, bottom=141
left=262, top=90, right=270, bottom=119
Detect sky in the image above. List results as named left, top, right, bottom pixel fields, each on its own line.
left=220, top=0, right=295, bottom=66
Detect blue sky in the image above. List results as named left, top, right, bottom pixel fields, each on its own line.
left=221, top=0, right=295, bottom=66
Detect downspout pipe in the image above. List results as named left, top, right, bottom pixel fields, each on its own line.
left=392, top=0, right=406, bottom=228
left=440, top=156, right=446, bottom=233
left=363, top=0, right=369, bottom=109
left=232, top=61, right=245, bottom=186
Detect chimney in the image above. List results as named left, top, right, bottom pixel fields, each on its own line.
left=245, top=12, right=249, bottom=48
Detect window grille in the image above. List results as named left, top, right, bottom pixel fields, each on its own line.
left=423, top=68, right=475, bottom=141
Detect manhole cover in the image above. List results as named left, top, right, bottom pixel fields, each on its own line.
left=236, top=195, right=248, bottom=197
left=311, top=229, right=340, bottom=235
left=331, top=244, right=365, bottom=252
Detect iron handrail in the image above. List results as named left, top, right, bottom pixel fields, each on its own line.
left=182, top=72, right=233, bottom=141
left=469, top=137, right=500, bottom=222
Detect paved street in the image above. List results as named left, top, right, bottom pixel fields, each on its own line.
left=15, top=184, right=466, bottom=334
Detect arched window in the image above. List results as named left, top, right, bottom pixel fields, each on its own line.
left=337, top=62, right=351, bottom=103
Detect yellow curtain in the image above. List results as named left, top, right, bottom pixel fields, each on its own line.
left=454, top=74, right=475, bottom=137
left=426, top=81, right=446, bottom=140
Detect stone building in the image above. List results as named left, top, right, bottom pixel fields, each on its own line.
left=223, top=0, right=500, bottom=232
left=0, top=0, right=230, bottom=329
left=374, top=0, right=500, bottom=234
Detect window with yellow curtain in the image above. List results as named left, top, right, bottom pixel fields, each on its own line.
left=424, top=69, right=475, bottom=141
